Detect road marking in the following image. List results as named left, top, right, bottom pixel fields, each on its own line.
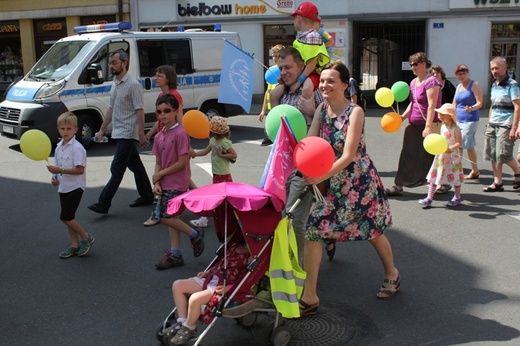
left=507, top=213, right=520, bottom=221
left=195, top=162, right=212, bottom=176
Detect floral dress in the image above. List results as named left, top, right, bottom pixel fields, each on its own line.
left=426, top=124, right=464, bottom=186
left=306, top=103, right=392, bottom=243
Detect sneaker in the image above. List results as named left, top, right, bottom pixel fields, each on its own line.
left=446, top=198, right=462, bottom=207
left=155, top=250, right=184, bottom=270
left=418, top=198, right=432, bottom=209
left=190, top=229, right=205, bottom=257
left=260, top=137, right=273, bottom=146
left=59, top=246, right=79, bottom=259
left=189, top=217, right=208, bottom=228
left=77, top=234, right=95, bottom=257
left=144, top=217, right=160, bottom=227
left=171, top=325, right=197, bottom=345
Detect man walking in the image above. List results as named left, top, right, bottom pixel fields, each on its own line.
left=277, top=46, right=324, bottom=265
left=88, top=50, right=154, bottom=214
left=483, top=56, right=520, bottom=192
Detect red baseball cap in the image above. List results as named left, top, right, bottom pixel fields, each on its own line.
left=290, top=2, right=321, bottom=22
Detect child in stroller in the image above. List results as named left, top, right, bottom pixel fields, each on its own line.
left=163, top=242, right=252, bottom=345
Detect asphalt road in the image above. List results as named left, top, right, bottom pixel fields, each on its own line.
left=1, top=107, right=519, bottom=346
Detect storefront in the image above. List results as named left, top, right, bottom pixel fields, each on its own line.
left=0, top=21, right=24, bottom=98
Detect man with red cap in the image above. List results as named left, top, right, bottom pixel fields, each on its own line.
left=269, top=1, right=330, bottom=108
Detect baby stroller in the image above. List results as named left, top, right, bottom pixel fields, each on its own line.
left=156, top=182, right=294, bottom=346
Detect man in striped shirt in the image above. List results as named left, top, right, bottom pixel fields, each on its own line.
left=88, top=50, right=154, bottom=214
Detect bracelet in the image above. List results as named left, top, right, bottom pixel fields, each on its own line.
left=297, top=73, right=307, bottom=84
left=60, top=168, right=65, bottom=176
left=470, top=106, right=474, bottom=111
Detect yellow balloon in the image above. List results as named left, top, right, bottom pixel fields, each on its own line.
left=423, top=134, right=448, bottom=155
left=375, top=87, right=395, bottom=108
left=182, top=110, right=210, bottom=139
left=20, top=129, right=52, bottom=161
left=380, top=112, right=402, bottom=133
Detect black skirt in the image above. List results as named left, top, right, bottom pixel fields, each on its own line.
left=394, top=123, right=435, bottom=188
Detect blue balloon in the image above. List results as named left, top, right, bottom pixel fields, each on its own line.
left=264, top=66, right=280, bottom=85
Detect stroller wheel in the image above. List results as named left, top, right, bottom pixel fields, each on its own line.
left=155, top=321, right=172, bottom=345
left=237, top=312, right=257, bottom=327
left=270, top=326, right=291, bottom=346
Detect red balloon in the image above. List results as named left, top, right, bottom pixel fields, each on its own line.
left=293, top=136, right=335, bottom=177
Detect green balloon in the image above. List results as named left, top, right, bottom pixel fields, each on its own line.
left=391, top=81, right=410, bottom=102
left=265, top=104, right=307, bottom=142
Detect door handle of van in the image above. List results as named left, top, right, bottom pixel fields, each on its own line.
left=144, top=78, right=151, bottom=90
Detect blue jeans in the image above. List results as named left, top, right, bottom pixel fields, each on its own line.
left=99, top=139, right=153, bottom=207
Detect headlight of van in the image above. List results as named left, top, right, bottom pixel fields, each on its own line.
left=34, top=79, right=66, bottom=99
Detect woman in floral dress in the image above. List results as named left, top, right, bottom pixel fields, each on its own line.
left=298, top=61, right=400, bottom=316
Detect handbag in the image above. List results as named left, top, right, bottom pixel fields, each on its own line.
left=414, top=81, right=441, bottom=134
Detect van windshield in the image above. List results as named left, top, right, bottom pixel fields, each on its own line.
left=27, top=41, right=94, bottom=81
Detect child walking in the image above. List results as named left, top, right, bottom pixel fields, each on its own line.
left=418, top=103, right=465, bottom=209
left=189, top=116, right=237, bottom=228
left=152, top=94, right=205, bottom=269
left=162, top=242, right=251, bottom=345
left=47, top=112, right=95, bottom=258
left=269, top=1, right=330, bottom=108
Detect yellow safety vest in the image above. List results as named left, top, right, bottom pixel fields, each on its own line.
left=269, top=218, right=306, bottom=318
left=266, top=82, right=276, bottom=111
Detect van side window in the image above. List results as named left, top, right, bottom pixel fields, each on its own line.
left=137, top=39, right=193, bottom=77
left=79, top=41, right=130, bottom=84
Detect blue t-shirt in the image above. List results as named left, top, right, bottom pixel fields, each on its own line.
left=490, top=76, right=520, bottom=127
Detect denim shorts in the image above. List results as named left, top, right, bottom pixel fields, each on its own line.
left=457, top=121, right=479, bottom=149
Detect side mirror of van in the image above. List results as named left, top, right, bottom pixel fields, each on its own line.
left=87, top=64, right=104, bottom=85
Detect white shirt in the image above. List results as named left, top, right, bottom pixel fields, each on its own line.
left=54, top=137, right=87, bottom=193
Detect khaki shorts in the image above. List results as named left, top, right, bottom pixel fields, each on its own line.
left=483, top=124, right=515, bottom=164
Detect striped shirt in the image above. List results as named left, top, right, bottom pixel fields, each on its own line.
left=280, top=85, right=324, bottom=126
left=109, top=72, right=144, bottom=139
left=490, top=75, right=520, bottom=127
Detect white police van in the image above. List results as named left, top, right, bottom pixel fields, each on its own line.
left=0, top=22, right=243, bottom=148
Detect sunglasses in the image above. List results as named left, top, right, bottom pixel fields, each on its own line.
left=410, top=62, right=419, bottom=67
left=155, top=108, right=176, bottom=115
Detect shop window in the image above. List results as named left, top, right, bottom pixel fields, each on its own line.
left=136, top=39, right=193, bottom=77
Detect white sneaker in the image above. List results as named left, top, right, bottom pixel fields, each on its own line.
left=143, top=217, right=160, bottom=227
left=189, top=217, right=208, bottom=228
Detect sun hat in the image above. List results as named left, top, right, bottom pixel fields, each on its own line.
left=435, top=103, right=457, bottom=122
left=210, top=116, right=229, bottom=134
left=290, top=2, right=321, bottom=22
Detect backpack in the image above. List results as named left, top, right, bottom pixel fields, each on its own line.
left=349, top=78, right=366, bottom=111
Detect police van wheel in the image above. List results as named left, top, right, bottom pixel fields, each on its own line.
left=200, top=102, right=224, bottom=120
left=270, top=326, right=291, bottom=346
left=76, top=114, right=95, bottom=149
left=237, top=312, right=257, bottom=328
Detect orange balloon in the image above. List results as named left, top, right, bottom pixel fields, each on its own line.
left=182, top=110, right=210, bottom=139
left=381, top=112, right=402, bottom=133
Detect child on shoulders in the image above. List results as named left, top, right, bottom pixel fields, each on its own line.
left=269, top=1, right=330, bottom=108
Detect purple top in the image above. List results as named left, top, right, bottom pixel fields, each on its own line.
left=409, top=74, right=442, bottom=126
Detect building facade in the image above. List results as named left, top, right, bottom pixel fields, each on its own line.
left=1, top=0, right=520, bottom=104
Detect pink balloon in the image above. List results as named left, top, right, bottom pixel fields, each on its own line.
left=293, top=136, right=335, bottom=177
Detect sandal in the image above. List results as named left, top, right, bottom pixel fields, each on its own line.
left=513, top=173, right=520, bottom=190
left=376, top=275, right=401, bottom=300
left=325, top=240, right=336, bottom=261
left=483, top=183, right=504, bottom=192
left=464, top=171, right=480, bottom=180
left=384, top=185, right=403, bottom=196
left=171, top=325, right=197, bottom=345
left=435, top=185, right=452, bottom=194
left=299, top=299, right=319, bottom=316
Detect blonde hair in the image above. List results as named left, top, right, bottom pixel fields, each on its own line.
left=57, top=112, right=78, bottom=127
left=271, top=44, right=285, bottom=55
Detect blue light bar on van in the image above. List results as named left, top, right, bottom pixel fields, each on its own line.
left=73, top=22, right=132, bottom=34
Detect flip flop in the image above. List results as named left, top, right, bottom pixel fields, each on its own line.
left=299, top=299, right=319, bottom=316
